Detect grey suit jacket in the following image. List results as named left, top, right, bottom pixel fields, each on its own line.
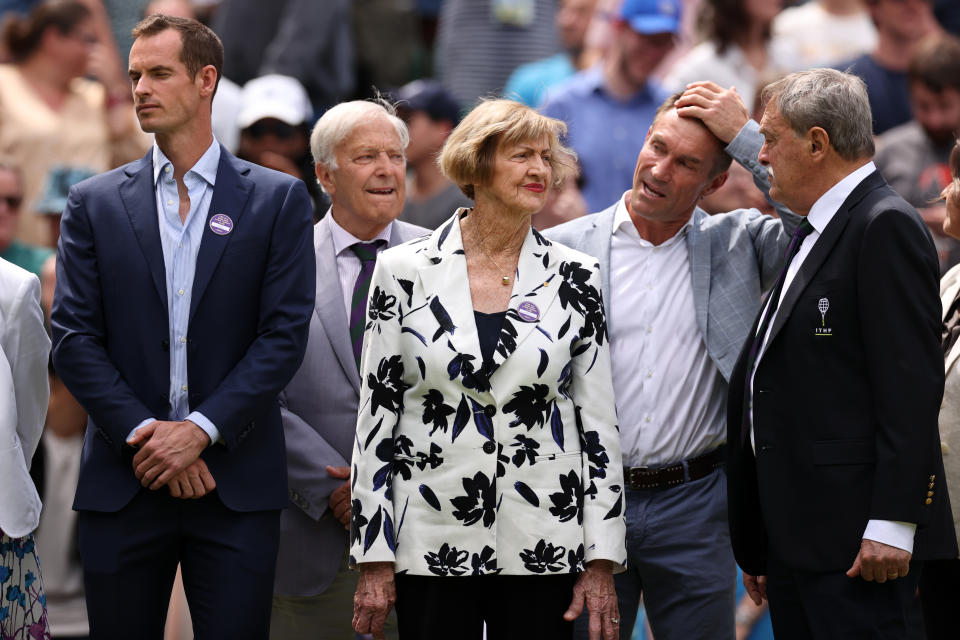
left=273, top=215, right=427, bottom=596
left=544, top=121, right=800, bottom=382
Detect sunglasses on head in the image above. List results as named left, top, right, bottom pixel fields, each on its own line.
left=245, top=120, right=299, bottom=140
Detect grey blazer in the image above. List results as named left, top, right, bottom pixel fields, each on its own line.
left=273, top=215, right=427, bottom=596
left=544, top=121, right=801, bottom=382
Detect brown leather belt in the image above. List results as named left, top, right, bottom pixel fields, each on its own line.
left=624, top=446, right=725, bottom=490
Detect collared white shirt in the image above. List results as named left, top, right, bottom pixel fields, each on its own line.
left=749, top=161, right=916, bottom=552
left=325, top=208, right=393, bottom=321
left=128, top=140, right=221, bottom=444
left=609, top=193, right=726, bottom=468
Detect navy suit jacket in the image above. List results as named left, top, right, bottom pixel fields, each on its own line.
left=51, top=147, right=315, bottom=514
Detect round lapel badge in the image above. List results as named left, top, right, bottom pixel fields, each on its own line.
left=209, top=213, right=233, bottom=236
left=517, top=301, right=540, bottom=322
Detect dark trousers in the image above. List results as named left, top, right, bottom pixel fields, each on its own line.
left=394, top=573, right=577, bottom=640
left=78, top=488, right=280, bottom=640
left=919, top=557, right=960, bottom=640
left=765, top=549, right=919, bottom=640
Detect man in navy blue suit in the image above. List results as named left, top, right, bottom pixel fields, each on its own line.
left=50, top=15, right=315, bottom=639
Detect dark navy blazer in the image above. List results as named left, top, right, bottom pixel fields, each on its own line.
left=51, top=147, right=315, bottom=514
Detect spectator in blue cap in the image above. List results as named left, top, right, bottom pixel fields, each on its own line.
left=540, top=0, right=680, bottom=213
left=395, top=79, right=473, bottom=230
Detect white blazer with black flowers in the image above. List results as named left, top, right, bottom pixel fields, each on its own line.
left=349, top=211, right=626, bottom=577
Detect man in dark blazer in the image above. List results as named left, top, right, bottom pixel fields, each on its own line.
left=727, top=68, right=958, bottom=638
left=270, top=100, right=426, bottom=640
left=50, top=15, right=315, bottom=639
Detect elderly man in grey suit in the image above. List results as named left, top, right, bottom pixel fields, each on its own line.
left=545, top=82, right=800, bottom=640
left=270, top=100, right=426, bottom=640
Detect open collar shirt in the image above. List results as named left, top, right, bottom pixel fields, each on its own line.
left=609, top=193, right=726, bottom=468
left=129, top=140, right=221, bottom=443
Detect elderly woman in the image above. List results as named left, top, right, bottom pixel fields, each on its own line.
left=922, top=140, right=960, bottom=640
left=349, top=99, right=626, bottom=640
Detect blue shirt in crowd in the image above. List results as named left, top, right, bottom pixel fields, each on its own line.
left=540, top=65, right=669, bottom=213
left=504, top=52, right=576, bottom=108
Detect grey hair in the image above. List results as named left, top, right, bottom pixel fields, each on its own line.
left=309, top=99, right=409, bottom=170
left=760, top=68, right=875, bottom=161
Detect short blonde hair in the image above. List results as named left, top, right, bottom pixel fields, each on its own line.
left=439, top=99, right=577, bottom=200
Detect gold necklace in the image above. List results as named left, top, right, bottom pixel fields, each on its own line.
left=477, top=239, right=513, bottom=286
left=465, top=208, right=524, bottom=286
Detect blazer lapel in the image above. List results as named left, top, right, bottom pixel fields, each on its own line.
left=190, top=149, right=253, bottom=322
left=416, top=213, right=484, bottom=367
left=765, top=172, right=882, bottom=345
left=687, top=208, right=711, bottom=341
left=313, top=218, right=361, bottom=392
left=488, top=227, right=562, bottom=375
left=585, top=205, right=616, bottom=321
left=120, top=151, right=167, bottom=309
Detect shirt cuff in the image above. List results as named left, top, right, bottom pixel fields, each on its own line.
left=126, top=417, right=156, bottom=443
left=186, top=411, right=220, bottom=446
left=862, top=520, right=917, bottom=554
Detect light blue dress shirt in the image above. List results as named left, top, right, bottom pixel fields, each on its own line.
left=128, top=140, right=222, bottom=445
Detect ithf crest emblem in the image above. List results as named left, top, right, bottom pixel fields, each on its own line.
left=815, top=297, right=832, bottom=336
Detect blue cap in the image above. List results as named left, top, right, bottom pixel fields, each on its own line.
left=620, top=0, right=681, bottom=35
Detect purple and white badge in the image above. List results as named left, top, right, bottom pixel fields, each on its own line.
left=517, top=301, right=540, bottom=322
left=209, top=213, right=234, bottom=236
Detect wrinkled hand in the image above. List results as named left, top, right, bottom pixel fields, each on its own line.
left=675, top=81, right=751, bottom=145
left=354, top=562, right=395, bottom=640
left=129, top=420, right=210, bottom=490
left=327, top=465, right=351, bottom=529
left=742, top=572, right=767, bottom=605
left=846, top=539, right=911, bottom=583
left=167, top=458, right=216, bottom=499
left=564, top=559, right=620, bottom=640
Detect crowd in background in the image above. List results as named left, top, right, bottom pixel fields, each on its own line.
left=1, top=0, right=960, bottom=639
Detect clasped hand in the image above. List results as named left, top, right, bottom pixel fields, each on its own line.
left=128, top=420, right=212, bottom=495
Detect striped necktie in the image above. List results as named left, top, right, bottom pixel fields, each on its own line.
left=349, top=240, right=385, bottom=372
left=741, top=217, right=815, bottom=443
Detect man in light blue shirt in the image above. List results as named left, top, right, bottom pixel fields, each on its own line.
left=51, top=16, right=315, bottom=638
left=540, top=0, right=679, bottom=212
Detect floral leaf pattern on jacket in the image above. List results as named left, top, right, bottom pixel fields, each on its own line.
left=519, top=539, right=567, bottom=573
left=450, top=471, right=497, bottom=528
left=349, top=213, right=626, bottom=576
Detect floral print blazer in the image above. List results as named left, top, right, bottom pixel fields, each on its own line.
left=349, top=211, right=626, bottom=577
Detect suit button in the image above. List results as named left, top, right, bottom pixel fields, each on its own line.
left=930, top=475, right=936, bottom=481
left=929, top=482, right=935, bottom=489
left=925, top=498, right=933, bottom=505
left=484, top=405, right=496, bottom=417
left=928, top=491, right=934, bottom=497
left=482, top=441, right=495, bottom=454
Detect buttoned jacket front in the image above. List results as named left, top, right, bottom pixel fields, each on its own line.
left=349, top=212, right=626, bottom=577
